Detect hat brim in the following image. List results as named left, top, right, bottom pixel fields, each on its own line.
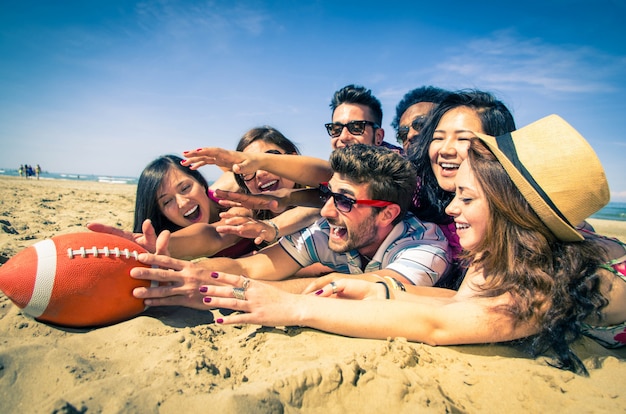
left=474, top=132, right=583, bottom=241
left=472, top=115, right=609, bottom=242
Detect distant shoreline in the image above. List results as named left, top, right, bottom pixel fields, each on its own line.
left=0, top=172, right=138, bottom=185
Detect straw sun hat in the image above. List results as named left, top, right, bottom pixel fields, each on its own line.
left=473, top=114, right=610, bottom=242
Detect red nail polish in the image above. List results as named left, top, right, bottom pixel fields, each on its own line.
left=216, top=318, right=223, bottom=324
left=183, top=150, right=189, bottom=154
left=210, top=272, right=218, bottom=278
left=199, top=286, right=207, bottom=293
left=315, top=289, right=323, bottom=295
left=203, top=297, right=211, bottom=303
left=196, top=148, right=202, bottom=152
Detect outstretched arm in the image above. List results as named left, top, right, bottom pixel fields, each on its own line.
left=301, top=273, right=458, bottom=297
left=200, top=273, right=539, bottom=346
left=182, top=147, right=333, bottom=187
left=166, top=222, right=244, bottom=259
left=87, top=219, right=158, bottom=252
left=89, top=219, right=244, bottom=260
left=214, top=187, right=325, bottom=213
left=130, top=233, right=304, bottom=308
left=216, top=206, right=321, bottom=245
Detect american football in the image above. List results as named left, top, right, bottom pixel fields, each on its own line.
left=0, top=232, right=152, bottom=328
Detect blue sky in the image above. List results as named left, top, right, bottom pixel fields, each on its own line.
left=1, top=0, right=625, bottom=200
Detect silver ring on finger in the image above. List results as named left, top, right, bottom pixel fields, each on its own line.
left=330, top=281, right=338, bottom=294
left=241, top=276, right=250, bottom=291
left=233, top=287, right=247, bottom=301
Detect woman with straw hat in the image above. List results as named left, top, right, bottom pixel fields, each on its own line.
left=197, top=114, right=626, bottom=375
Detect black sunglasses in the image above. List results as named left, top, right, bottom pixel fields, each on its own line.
left=397, top=116, right=427, bottom=144
left=318, top=182, right=393, bottom=213
left=240, top=149, right=283, bottom=182
left=324, top=120, right=379, bottom=138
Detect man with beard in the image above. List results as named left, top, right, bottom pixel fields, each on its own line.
left=130, top=145, right=449, bottom=307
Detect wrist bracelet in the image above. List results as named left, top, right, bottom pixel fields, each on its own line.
left=376, top=281, right=390, bottom=299
left=264, top=220, right=280, bottom=243
left=384, top=276, right=406, bottom=292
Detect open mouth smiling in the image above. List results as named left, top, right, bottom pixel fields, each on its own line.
left=183, top=205, right=201, bottom=221
left=259, top=179, right=279, bottom=192
left=439, top=162, right=460, bottom=171
left=329, top=223, right=347, bottom=239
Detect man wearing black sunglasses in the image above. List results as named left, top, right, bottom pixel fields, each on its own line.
left=391, top=86, right=451, bottom=153
left=130, top=145, right=450, bottom=307
left=326, top=84, right=404, bottom=154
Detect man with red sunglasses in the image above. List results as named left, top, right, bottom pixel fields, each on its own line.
left=130, top=144, right=450, bottom=308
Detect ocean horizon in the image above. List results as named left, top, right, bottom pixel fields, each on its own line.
left=589, top=201, right=626, bottom=222
left=1, top=168, right=625, bottom=222
left=0, top=168, right=138, bottom=185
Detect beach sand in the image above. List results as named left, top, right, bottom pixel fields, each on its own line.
left=1, top=176, right=625, bottom=413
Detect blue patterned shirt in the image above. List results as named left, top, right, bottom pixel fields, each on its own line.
left=279, top=212, right=449, bottom=286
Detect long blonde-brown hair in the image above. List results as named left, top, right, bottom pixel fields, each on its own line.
left=465, top=139, right=607, bottom=375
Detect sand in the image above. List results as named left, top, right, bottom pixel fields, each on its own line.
left=1, top=175, right=625, bottom=413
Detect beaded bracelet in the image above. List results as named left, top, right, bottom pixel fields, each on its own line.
left=263, top=220, right=280, bottom=243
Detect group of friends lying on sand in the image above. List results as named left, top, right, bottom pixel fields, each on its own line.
left=87, top=85, right=626, bottom=375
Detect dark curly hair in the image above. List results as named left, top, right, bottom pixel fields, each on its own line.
left=391, top=86, right=451, bottom=131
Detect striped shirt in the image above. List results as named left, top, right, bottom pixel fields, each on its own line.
left=279, top=212, right=449, bottom=286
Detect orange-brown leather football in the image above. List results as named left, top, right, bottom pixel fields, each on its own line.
left=0, top=232, right=152, bottom=328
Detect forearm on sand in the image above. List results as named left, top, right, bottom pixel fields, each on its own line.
left=276, top=293, right=536, bottom=345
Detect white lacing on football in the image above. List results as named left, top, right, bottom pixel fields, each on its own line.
left=67, top=246, right=141, bottom=260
